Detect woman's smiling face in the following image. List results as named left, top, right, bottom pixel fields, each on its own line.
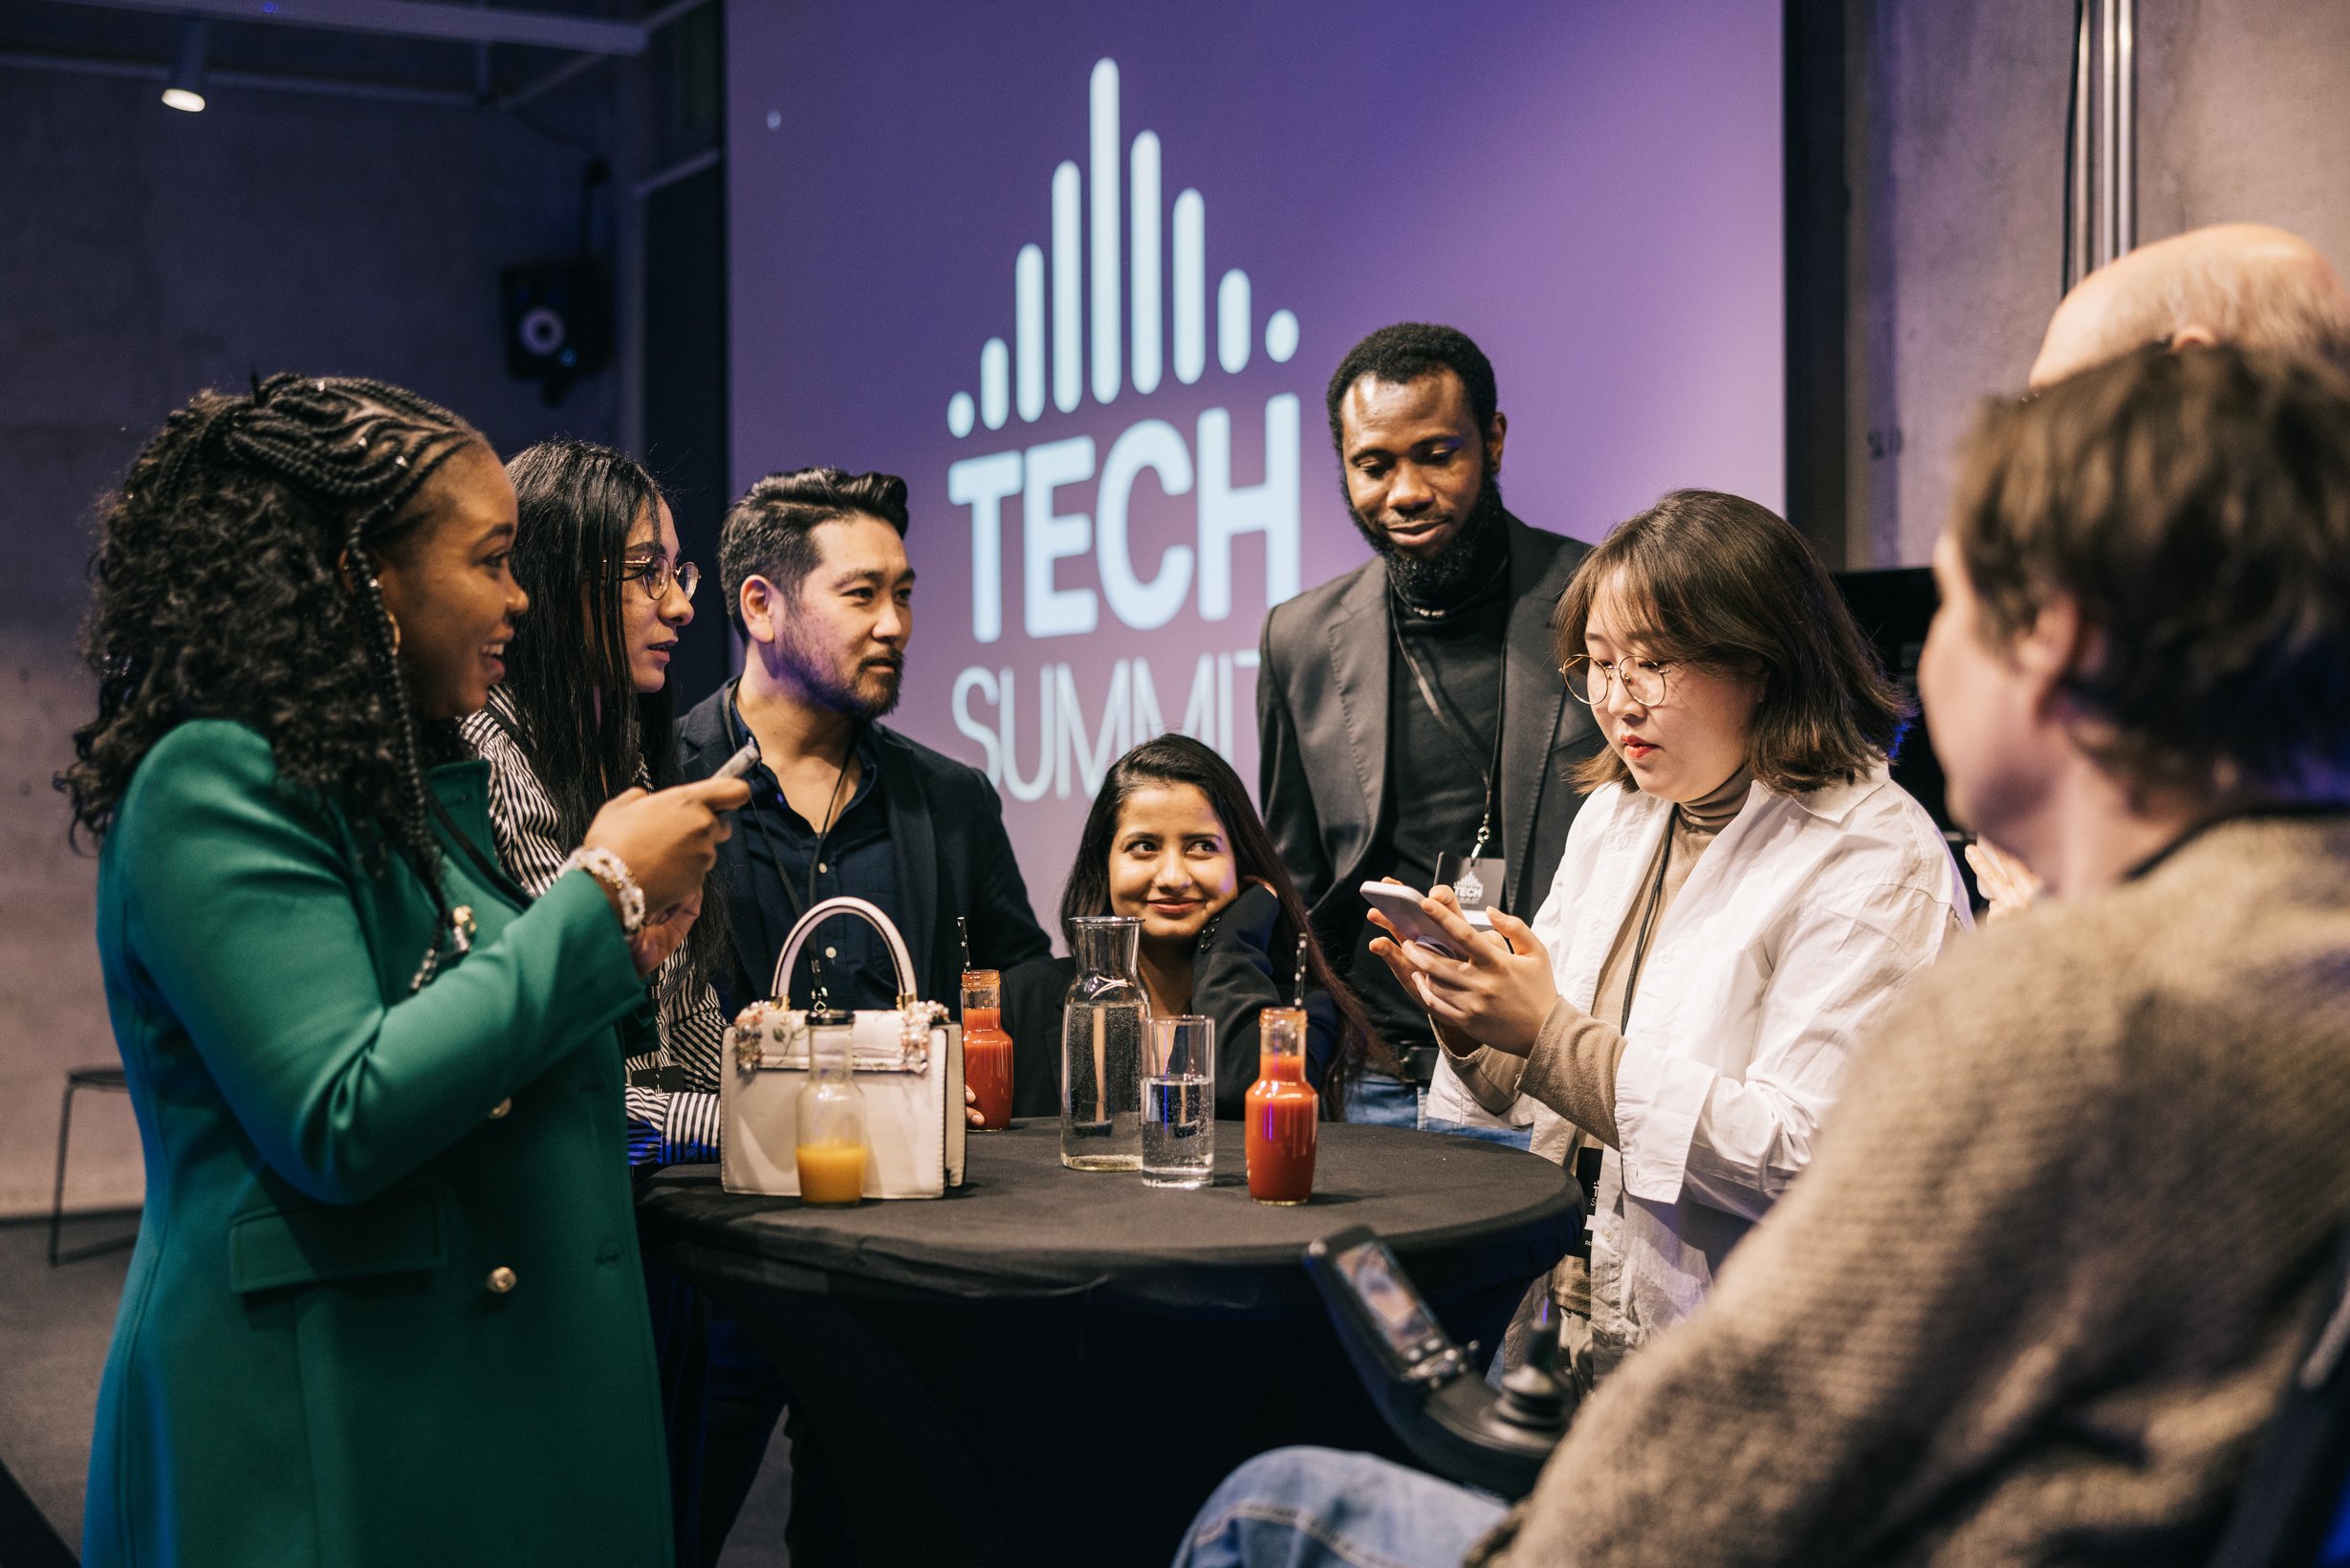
left=1107, top=781, right=1242, bottom=948
left=373, top=442, right=528, bottom=721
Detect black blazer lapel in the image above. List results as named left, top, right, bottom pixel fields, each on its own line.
left=1320, top=565, right=1392, bottom=892
left=676, top=686, right=773, bottom=1006
left=1498, top=516, right=1582, bottom=915
left=879, top=736, right=940, bottom=1000
left=715, top=824, right=773, bottom=1007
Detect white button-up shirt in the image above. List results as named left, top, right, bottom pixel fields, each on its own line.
left=1427, top=764, right=1970, bottom=1365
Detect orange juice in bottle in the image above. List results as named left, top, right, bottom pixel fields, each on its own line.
left=794, top=1008, right=866, bottom=1206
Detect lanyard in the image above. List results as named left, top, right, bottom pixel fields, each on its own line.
left=1617, top=823, right=1675, bottom=1034
left=1387, top=592, right=1508, bottom=863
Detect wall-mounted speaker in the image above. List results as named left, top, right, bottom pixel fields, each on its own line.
left=500, top=264, right=611, bottom=383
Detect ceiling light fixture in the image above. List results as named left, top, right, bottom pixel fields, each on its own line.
left=162, top=14, right=209, bottom=112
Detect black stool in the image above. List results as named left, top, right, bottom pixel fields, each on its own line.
left=50, top=1065, right=135, bottom=1266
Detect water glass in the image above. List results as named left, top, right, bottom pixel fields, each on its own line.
left=1141, top=1014, right=1215, bottom=1189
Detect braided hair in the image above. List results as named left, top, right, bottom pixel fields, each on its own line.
left=63, top=374, right=485, bottom=989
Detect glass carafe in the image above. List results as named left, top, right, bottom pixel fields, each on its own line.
left=794, top=1008, right=867, bottom=1205
left=1060, top=916, right=1148, bottom=1170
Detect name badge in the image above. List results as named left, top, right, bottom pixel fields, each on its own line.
left=1437, top=852, right=1505, bottom=924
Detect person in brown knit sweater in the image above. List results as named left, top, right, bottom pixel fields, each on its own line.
left=1174, top=343, right=2350, bottom=1568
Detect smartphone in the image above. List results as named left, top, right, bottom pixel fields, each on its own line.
left=1360, top=881, right=1467, bottom=959
left=711, top=737, right=761, bottom=783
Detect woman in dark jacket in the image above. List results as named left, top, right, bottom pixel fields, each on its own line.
left=1004, top=733, right=1382, bottom=1120
left=63, top=376, right=746, bottom=1567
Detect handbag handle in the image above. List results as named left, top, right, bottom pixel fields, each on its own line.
left=770, top=895, right=921, bottom=1007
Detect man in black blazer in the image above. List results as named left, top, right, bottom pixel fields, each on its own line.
left=1258, top=324, right=1602, bottom=1134
left=677, top=468, right=1050, bottom=1018
left=672, top=466, right=1049, bottom=1568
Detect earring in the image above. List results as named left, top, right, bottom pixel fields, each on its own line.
left=384, top=607, right=403, bottom=657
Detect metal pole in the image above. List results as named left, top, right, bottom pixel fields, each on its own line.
left=2116, top=0, right=2136, bottom=257
left=2068, top=0, right=2093, bottom=290
left=2099, top=0, right=2120, bottom=268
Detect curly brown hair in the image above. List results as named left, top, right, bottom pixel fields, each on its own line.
left=61, top=374, right=485, bottom=988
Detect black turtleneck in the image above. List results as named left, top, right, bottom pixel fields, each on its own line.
left=1347, top=525, right=1512, bottom=1056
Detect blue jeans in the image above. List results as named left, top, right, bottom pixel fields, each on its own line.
left=1343, top=1071, right=1423, bottom=1127
left=1424, top=1118, right=1534, bottom=1151
left=1346, top=1072, right=1535, bottom=1150
left=1173, top=1447, right=1507, bottom=1568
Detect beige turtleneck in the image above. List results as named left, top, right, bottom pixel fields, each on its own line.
left=1445, top=767, right=1752, bottom=1153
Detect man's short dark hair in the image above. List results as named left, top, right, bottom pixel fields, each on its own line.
left=1952, top=342, right=2350, bottom=793
left=719, top=467, right=910, bottom=626
left=1324, top=323, right=1499, bottom=452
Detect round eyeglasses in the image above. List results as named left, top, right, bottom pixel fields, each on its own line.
left=619, top=557, right=700, bottom=602
left=1561, top=655, right=1676, bottom=708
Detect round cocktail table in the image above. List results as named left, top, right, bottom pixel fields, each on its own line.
left=639, top=1122, right=1578, bottom=1567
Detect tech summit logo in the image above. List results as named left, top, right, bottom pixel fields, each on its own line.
left=945, top=58, right=1305, bottom=803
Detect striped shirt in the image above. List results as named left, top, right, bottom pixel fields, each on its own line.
left=461, top=687, right=726, bottom=1165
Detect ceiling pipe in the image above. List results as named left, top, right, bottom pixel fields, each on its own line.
left=50, top=0, right=660, bottom=55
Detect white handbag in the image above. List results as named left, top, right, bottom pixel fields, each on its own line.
left=719, top=895, right=967, bottom=1199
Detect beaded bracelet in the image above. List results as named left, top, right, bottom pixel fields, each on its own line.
left=563, top=846, right=647, bottom=935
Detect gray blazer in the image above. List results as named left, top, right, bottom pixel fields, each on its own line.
left=1255, top=512, right=1603, bottom=936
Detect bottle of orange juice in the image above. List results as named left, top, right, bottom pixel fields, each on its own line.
left=794, top=1008, right=867, bottom=1206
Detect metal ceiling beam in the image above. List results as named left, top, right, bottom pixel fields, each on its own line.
left=0, top=46, right=477, bottom=104
left=486, top=0, right=709, bottom=109
left=48, top=0, right=652, bottom=55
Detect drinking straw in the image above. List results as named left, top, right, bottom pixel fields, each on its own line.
left=1294, top=935, right=1309, bottom=1009
left=958, top=915, right=970, bottom=972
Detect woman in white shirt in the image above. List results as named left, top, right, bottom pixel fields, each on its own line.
left=1373, top=489, right=1969, bottom=1380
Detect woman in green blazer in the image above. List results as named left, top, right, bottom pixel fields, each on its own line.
left=62, top=376, right=749, bottom=1568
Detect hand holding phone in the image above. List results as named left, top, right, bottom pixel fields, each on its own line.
left=1360, top=881, right=1467, bottom=959
left=712, top=737, right=761, bottom=783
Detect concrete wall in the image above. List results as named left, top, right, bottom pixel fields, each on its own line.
left=1848, top=0, right=2350, bottom=568
left=2136, top=0, right=2350, bottom=264
left=0, top=67, right=619, bottom=1216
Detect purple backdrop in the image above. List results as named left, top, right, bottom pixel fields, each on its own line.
left=726, top=1, right=1784, bottom=938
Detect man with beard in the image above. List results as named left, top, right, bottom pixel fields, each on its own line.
left=681, top=466, right=1049, bottom=1015
left=1258, top=323, right=1603, bottom=1134
left=673, top=468, right=1049, bottom=1567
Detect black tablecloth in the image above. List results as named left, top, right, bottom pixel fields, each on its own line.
left=638, top=1122, right=1580, bottom=1568
left=638, top=1121, right=1578, bottom=1317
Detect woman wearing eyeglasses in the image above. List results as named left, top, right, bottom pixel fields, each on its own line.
left=1370, top=489, right=1969, bottom=1387
left=462, top=439, right=730, bottom=1167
